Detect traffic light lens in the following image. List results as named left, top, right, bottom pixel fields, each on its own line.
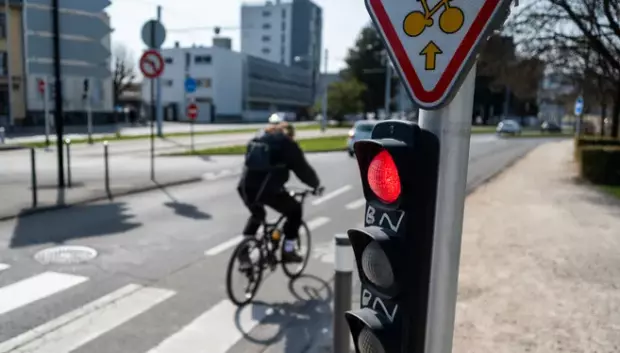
left=361, top=241, right=394, bottom=290
left=358, top=327, right=386, bottom=353
left=367, top=150, right=401, bottom=203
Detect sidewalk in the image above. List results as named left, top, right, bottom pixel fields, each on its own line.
left=311, top=139, right=620, bottom=352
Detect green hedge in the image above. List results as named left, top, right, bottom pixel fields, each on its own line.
left=579, top=146, right=620, bottom=185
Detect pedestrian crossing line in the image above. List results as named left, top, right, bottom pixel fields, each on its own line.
left=204, top=216, right=330, bottom=257
left=0, top=272, right=88, bottom=316
left=0, top=264, right=9, bottom=272
left=345, top=198, right=366, bottom=210
left=145, top=300, right=270, bottom=353
left=0, top=284, right=175, bottom=353
left=311, top=185, right=353, bottom=206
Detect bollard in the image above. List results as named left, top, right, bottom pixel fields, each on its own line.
left=30, top=148, right=38, bottom=208
left=333, top=233, right=353, bottom=353
left=104, top=141, right=110, bottom=198
left=0, top=127, right=5, bottom=144
left=65, top=138, right=72, bottom=188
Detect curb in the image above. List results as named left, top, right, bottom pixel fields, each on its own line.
left=0, top=176, right=203, bottom=222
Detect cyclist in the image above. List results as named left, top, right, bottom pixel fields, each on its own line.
left=237, top=121, right=322, bottom=267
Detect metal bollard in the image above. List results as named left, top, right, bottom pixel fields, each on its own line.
left=104, top=141, right=110, bottom=198
left=30, top=148, right=38, bottom=208
left=0, top=127, right=5, bottom=144
left=65, top=138, right=72, bottom=188
left=333, top=233, right=353, bottom=353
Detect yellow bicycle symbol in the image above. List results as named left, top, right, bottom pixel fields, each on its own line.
left=403, top=0, right=464, bottom=37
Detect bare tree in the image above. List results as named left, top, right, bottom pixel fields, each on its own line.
left=112, top=42, right=137, bottom=107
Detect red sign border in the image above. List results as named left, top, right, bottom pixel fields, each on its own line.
left=139, top=49, right=165, bottom=79
left=367, top=0, right=501, bottom=106
left=187, top=103, right=198, bottom=120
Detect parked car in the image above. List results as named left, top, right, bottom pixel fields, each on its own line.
left=540, top=121, right=562, bottom=133
left=496, top=120, right=522, bottom=136
left=347, top=120, right=377, bottom=157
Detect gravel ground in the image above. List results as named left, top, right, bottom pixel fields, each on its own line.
left=454, top=140, right=620, bottom=353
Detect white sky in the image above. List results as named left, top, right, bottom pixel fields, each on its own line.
left=107, top=0, right=370, bottom=73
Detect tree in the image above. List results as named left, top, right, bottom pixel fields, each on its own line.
left=315, top=79, right=367, bottom=125
left=506, top=0, right=620, bottom=137
left=112, top=43, right=137, bottom=107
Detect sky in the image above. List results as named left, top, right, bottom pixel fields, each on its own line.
left=107, top=0, right=371, bottom=73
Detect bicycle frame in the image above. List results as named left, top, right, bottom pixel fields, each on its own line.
left=258, top=190, right=310, bottom=248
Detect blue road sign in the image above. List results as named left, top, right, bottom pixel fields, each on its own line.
left=575, top=96, right=584, bottom=116
left=184, top=78, right=197, bottom=93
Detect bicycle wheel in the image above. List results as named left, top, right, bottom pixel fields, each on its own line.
left=281, top=221, right=312, bottom=279
left=226, top=237, right=264, bottom=306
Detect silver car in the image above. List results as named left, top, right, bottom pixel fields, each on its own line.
left=347, top=120, right=377, bottom=157
left=496, top=120, right=522, bottom=136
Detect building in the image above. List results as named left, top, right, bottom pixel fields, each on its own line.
left=0, top=0, right=112, bottom=128
left=141, top=43, right=313, bottom=123
left=241, top=0, right=322, bottom=100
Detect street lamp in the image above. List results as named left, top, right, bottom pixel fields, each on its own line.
left=364, top=45, right=393, bottom=118
left=294, top=53, right=327, bottom=132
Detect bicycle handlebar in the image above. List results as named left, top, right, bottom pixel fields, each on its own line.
left=286, top=186, right=325, bottom=198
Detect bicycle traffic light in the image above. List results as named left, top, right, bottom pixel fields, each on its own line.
left=345, top=120, right=440, bottom=353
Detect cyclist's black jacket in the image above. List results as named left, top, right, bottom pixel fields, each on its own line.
left=238, top=130, right=320, bottom=194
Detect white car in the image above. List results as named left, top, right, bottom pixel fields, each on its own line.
left=347, top=120, right=377, bottom=157
left=496, top=120, right=522, bottom=136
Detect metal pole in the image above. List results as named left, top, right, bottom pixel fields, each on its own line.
left=156, top=5, right=163, bottom=137
left=86, top=78, right=93, bottom=144
left=43, top=76, right=50, bottom=148
left=104, top=141, right=110, bottom=198
left=333, top=233, right=353, bottom=353
left=4, top=0, right=13, bottom=126
left=30, top=148, right=37, bottom=208
left=321, top=49, right=328, bottom=132
left=384, top=57, right=391, bottom=118
left=418, top=65, right=476, bottom=353
left=65, top=138, right=71, bottom=188
left=150, top=20, right=156, bottom=181
left=190, top=120, right=194, bottom=152
left=0, top=127, right=4, bottom=144
left=51, top=0, right=65, bottom=187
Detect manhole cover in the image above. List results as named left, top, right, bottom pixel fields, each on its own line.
left=34, top=245, right=98, bottom=265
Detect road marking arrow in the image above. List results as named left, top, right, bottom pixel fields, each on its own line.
left=420, top=41, right=442, bottom=71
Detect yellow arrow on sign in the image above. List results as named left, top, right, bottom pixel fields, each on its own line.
left=419, top=41, right=442, bottom=71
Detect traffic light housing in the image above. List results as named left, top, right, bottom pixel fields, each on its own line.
left=345, top=120, right=440, bottom=353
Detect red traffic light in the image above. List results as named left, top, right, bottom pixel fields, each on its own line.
left=367, top=150, right=401, bottom=203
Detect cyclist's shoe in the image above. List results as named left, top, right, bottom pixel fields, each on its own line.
left=282, top=249, right=304, bottom=263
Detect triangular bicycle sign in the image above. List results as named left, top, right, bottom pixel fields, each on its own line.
left=366, top=0, right=512, bottom=110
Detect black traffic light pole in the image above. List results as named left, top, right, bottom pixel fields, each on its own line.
left=52, top=0, right=65, bottom=188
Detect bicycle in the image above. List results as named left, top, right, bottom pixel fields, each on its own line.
left=225, top=186, right=324, bottom=306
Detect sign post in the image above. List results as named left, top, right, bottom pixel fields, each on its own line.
left=343, top=1, right=514, bottom=352
left=141, top=17, right=166, bottom=137
left=187, top=102, right=198, bottom=152
left=83, top=78, right=93, bottom=144
left=139, top=48, right=165, bottom=181
left=38, top=77, right=51, bottom=148
left=574, top=96, right=584, bottom=135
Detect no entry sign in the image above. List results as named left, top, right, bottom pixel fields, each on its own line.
left=187, top=103, right=198, bottom=120
left=139, top=49, right=165, bottom=79
left=366, top=0, right=512, bottom=109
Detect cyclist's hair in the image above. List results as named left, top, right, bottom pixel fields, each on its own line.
left=277, top=121, right=295, bottom=138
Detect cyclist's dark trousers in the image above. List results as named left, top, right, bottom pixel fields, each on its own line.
left=239, top=188, right=302, bottom=240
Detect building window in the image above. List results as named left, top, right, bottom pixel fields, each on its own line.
left=262, top=23, right=271, bottom=29
left=281, top=21, right=286, bottom=31
left=262, top=48, right=271, bottom=54
left=163, top=79, right=173, bottom=87
left=262, top=35, right=271, bottom=42
left=262, top=10, right=271, bottom=17
left=0, top=13, right=5, bottom=39
left=164, top=57, right=173, bottom=64
left=282, top=9, right=286, bottom=17
left=196, top=78, right=211, bottom=88
left=0, top=52, right=6, bottom=76
left=194, top=55, right=212, bottom=64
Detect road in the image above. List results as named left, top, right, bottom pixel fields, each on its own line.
left=0, top=136, right=549, bottom=353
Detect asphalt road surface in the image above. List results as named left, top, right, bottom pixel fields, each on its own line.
left=0, top=136, right=551, bottom=353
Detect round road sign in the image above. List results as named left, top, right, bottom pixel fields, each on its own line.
left=139, top=50, right=165, bottom=79
left=187, top=103, right=198, bottom=120
left=141, top=20, right=167, bottom=48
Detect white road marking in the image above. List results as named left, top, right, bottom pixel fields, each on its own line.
left=145, top=300, right=270, bottom=353
left=0, top=284, right=175, bottom=353
left=204, top=217, right=330, bottom=256
left=345, top=198, right=366, bottom=210
left=0, top=272, right=88, bottom=316
left=0, top=263, right=9, bottom=272
left=202, top=168, right=241, bottom=181
left=311, top=185, right=353, bottom=206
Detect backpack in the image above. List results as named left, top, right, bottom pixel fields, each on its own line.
left=244, top=138, right=274, bottom=171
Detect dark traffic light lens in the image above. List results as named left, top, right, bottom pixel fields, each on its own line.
left=361, top=241, right=394, bottom=290
left=367, top=150, right=401, bottom=203
left=358, top=327, right=386, bottom=353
